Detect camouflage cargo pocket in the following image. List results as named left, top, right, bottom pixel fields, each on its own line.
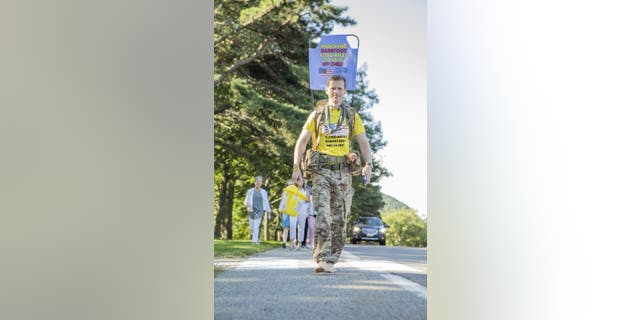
left=302, top=149, right=319, bottom=179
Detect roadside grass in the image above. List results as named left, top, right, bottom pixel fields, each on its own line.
left=214, top=240, right=282, bottom=277
left=214, top=240, right=282, bottom=258
left=214, top=265, right=225, bottom=277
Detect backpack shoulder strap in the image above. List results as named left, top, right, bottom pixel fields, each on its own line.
left=312, top=100, right=328, bottom=150
left=344, top=105, right=356, bottom=140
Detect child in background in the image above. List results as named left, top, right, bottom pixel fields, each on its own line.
left=278, top=180, right=299, bottom=249
left=294, top=179, right=310, bottom=250
left=280, top=211, right=291, bottom=249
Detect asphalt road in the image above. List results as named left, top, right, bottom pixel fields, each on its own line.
left=214, top=244, right=427, bottom=320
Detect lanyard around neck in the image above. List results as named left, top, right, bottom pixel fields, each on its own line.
left=323, top=103, right=345, bottom=133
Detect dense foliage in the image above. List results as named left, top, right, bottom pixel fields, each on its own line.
left=381, top=208, right=428, bottom=248
left=381, top=193, right=411, bottom=212
left=214, top=0, right=389, bottom=240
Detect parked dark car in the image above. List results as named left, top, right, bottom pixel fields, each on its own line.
left=350, top=216, right=388, bottom=246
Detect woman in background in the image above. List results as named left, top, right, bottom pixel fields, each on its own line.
left=243, top=176, right=271, bottom=245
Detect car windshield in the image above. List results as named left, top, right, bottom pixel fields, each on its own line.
left=359, top=218, right=382, bottom=226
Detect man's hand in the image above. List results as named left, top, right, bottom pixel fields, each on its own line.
left=292, top=129, right=311, bottom=186
left=291, top=168, right=302, bottom=182
left=362, top=163, right=372, bottom=186
left=354, top=133, right=373, bottom=186
left=246, top=206, right=252, bottom=212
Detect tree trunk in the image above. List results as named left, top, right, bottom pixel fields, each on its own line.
left=214, top=178, right=226, bottom=239
left=273, top=211, right=280, bottom=240
left=263, top=213, right=269, bottom=241
left=224, top=178, right=235, bottom=239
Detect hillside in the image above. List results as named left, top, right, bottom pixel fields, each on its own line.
left=381, top=193, right=412, bottom=212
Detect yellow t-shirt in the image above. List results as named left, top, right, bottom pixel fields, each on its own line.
left=304, top=107, right=365, bottom=156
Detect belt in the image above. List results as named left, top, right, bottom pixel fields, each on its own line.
left=319, top=162, right=349, bottom=170
left=319, top=153, right=346, bottom=165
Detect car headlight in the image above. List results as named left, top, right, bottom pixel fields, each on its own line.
left=353, top=226, right=361, bottom=232
left=380, top=227, right=386, bottom=233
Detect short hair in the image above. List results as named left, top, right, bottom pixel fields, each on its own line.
left=254, top=176, right=263, bottom=182
left=325, top=75, right=346, bottom=88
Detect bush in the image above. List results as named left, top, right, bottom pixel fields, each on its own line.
left=381, top=208, right=427, bottom=247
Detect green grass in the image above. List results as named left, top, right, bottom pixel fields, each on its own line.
left=213, top=240, right=282, bottom=277
left=214, top=239, right=282, bottom=259
left=214, top=265, right=225, bottom=277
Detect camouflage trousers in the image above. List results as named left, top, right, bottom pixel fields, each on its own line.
left=311, top=166, right=354, bottom=264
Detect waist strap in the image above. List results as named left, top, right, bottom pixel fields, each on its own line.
left=319, top=153, right=346, bottom=165
left=319, top=162, right=349, bottom=170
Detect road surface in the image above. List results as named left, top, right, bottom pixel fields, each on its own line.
left=214, top=244, right=427, bottom=320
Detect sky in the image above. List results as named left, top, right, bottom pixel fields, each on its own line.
left=331, top=0, right=428, bottom=218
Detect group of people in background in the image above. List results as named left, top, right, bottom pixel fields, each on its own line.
left=243, top=175, right=316, bottom=249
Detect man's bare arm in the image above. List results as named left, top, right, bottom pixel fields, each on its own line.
left=354, top=132, right=373, bottom=185
left=292, top=130, right=312, bottom=180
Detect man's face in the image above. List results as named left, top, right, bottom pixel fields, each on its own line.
left=325, top=79, right=345, bottom=106
left=254, top=179, right=262, bottom=188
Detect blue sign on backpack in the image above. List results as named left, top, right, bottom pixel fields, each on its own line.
left=308, top=34, right=359, bottom=91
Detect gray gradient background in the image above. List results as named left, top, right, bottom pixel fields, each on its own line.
left=428, top=1, right=640, bottom=319
left=2, top=1, right=213, bottom=319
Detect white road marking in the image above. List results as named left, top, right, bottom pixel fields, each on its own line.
left=235, top=257, right=300, bottom=270
left=380, top=274, right=427, bottom=300
left=341, top=250, right=427, bottom=300
left=341, top=251, right=422, bottom=272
